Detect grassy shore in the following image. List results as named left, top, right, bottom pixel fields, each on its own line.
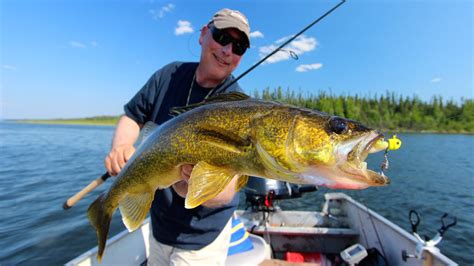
left=12, top=116, right=119, bottom=126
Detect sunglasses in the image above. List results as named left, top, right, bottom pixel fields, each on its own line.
left=208, top=26, right=248, bottom=56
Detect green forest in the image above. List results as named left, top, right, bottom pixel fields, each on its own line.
left=16, top=88, right=473, bottom=134
left=254, top=87, right=474, bottom=134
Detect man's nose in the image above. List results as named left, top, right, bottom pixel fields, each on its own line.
left=222, top=43, right=232, bottom=56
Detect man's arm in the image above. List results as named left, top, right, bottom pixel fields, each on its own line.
left=105, top=115, right=141, bottom=176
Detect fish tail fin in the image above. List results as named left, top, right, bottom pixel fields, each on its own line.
left=118, top=192, right=153, bottom=232
left=87, top=192, right=114, bottom=262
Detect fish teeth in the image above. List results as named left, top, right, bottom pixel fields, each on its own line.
left=360, top=162, right=367, bottom=170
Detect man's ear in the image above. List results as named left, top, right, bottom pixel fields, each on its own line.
left=198, top=25, right=207, bottom=45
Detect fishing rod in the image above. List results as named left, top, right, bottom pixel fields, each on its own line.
left=62, top=0, right=347, bottom=210
left=223, top=0, right=346, bottom=91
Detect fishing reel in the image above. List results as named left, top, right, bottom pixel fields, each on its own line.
left=244, top=176, right=317, bottom=212
left=402, top=210, right=457, bottom=262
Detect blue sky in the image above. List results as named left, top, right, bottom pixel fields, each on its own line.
left=1, top=0, right=472, bottom=119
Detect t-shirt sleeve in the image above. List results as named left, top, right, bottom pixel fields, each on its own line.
left=228, top=83, right=244, bottom=93
left=124, top=69, right=163, bottom=124
left=222, top=76, right=244, bottom=93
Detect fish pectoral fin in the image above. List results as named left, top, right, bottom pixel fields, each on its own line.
left=119, top=192, right=153, bottom=232
left=185, top=161, right=236, bottom=209
left=236, top=175, right=248, bottom=192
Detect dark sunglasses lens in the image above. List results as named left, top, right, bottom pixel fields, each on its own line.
left=211, top=28, right=231, bottom=46
left=232, top=43, right=246, bottom=56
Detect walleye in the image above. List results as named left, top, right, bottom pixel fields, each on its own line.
left=88, top=92, right=389, bottom=261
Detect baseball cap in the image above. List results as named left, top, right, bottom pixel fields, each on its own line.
left=210, top=8, right=251, bottom=47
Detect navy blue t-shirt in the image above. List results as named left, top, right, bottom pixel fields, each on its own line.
left=124, top=62, right=242, bottom=250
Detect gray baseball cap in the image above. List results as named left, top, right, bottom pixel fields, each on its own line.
left=210, top=8, right=251, bottom=47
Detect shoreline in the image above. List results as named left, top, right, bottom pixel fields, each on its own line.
left=5, top=119, right=117, bottom=127
left=5, top=120, right=473, bottom=135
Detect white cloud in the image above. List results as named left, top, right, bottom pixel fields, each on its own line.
left=2, top=65, right=17, bottom=70
left=291, top=36, right=317, bottom=52
left=69, top=40, right=98, bottom=49
left=259, top=35, right=318, bottom=64
left=296, top=63, right=323, bottom=72
left=150, top=3, right=175, bottom=20
left=69, top=41, right=86, bottom=49
left=175, top=20, right=194, bottom=35
left=430, top=77, right=442, bottom=83
left=162, top=3, right=174, bottom=13
left=275, top=36, right=290, bottom=44
left=250, top=31, right=264, bottom=39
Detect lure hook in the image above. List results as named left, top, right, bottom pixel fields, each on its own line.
left=379, top=135, right=402, bottom=174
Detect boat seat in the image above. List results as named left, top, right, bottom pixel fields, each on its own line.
left=226, top=234, right=271, bottom=266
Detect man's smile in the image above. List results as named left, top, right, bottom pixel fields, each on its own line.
left=213, top=53, right=230, bottom=66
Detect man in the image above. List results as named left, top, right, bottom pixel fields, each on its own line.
left=104, top=8, right=251, bottom=265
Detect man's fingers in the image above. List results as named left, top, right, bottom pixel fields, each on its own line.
left=124, top=147, right=135, bottom=162
left=110, top=151, right=124, bottom=175
left=104, top=146, right=135, bottom=176
left=105, top=156, right=116, bottom=176
left=117, top=152, right=126, bottom=170
left=111, top=159, right=122, bottom=176
left=181, top=165, right=194, bottom=181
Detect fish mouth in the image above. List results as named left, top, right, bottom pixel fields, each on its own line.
left=337, top=132, right=390, bottom=188
left=358, top=133, right=385, bottom=164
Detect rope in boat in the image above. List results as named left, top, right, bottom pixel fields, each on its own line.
left=355, top=191, right=388, bottom=260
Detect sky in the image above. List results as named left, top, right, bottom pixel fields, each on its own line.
left=1, top=0, right=472, bottom=119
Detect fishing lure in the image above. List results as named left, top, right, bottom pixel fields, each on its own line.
left=380, top=135, right=402, bottom=174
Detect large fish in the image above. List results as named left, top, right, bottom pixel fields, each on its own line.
left=88, top=92, right=390, bottom=261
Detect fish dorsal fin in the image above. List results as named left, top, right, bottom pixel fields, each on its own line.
left=185, top=161, right=237, bottom=209
left=205, top=91, right=250, bottom=102
left=138, top=121, right=159, bottom=144
left=170, top=92, right=250, bottom=116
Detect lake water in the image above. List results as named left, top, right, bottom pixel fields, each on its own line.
left=0, top=122, right=473, bottom=265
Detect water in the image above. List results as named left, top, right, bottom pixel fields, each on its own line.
left=0, top=123, right=473, bottom=265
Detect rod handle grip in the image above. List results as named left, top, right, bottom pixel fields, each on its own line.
left=63, top=173, right=111, bottom=210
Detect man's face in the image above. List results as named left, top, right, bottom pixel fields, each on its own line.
left=198, top=26, right=246, bottom=81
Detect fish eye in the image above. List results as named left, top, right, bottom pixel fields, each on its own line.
left=329, top=117, right=348, bottom=134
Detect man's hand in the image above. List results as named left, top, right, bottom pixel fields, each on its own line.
left=105, top=144, right=136, bottom=176
left=173, top=164, right=239, bottom=208
left=104, top=115, right=141, bottom=176
left=172, top=164, right=193, bottom=197
left=201, top=174, right=238, bottom=208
